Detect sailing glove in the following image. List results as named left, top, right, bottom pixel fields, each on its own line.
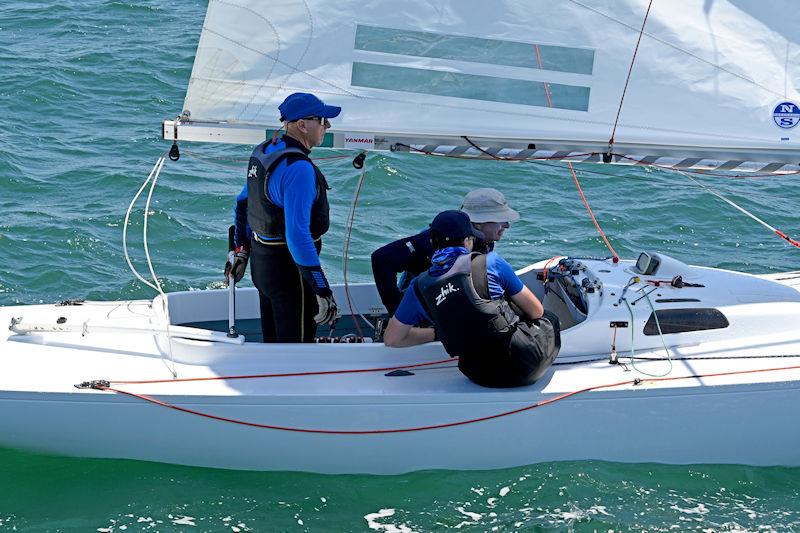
left=298, top=264, right=339, bottom=325
left=314, top=294, right=340, bottom=325
left=224, top=245, right=249, bottom=285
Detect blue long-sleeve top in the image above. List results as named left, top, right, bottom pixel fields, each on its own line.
left=234, top=136, right=321, bottom=267
left=394, top=248, right=523, bottom=326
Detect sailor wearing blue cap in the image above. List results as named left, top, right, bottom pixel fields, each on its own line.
left=226, top=93, right=342, bottom=342
left=384, top=210, right=561, bottom=388
left=371, top=188, right=520, bottom=316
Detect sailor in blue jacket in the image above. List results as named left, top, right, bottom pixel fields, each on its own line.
left=383, top=210, right=560, bottom=388
left=371, top=188, right=520, bottom=315
left=225, top=92, right=341, bottom=342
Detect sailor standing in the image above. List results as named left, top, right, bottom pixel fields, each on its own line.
left=226, top=93, right=341, bottom=342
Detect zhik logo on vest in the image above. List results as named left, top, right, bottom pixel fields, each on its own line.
left=248, top=164, right=258, bottom=178
left=435, top=282, right=459, bottom=306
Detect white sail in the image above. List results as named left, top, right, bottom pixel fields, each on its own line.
left=172, top=0, right=800, bottom=168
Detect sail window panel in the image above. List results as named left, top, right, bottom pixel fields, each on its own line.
left=355, top=25, right=594, bottom=75
left=351, top=62, right=590, bottom=111
left=643, top=308, right=729, bottom=336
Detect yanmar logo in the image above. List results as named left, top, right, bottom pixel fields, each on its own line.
left=435, top=282, right=459, bottom=306
left=343, top=133, right=375, bottom=149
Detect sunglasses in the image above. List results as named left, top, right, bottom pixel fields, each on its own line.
left=301, top=116, right=330, bottom=127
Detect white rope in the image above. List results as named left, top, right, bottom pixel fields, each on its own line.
left=341, top=156, right=375, bottom=331
left=123, top=153, right=177, bottom=378
left=123, top=156, right=164, bottom=291
left=142, top=157, right=178, bottom=378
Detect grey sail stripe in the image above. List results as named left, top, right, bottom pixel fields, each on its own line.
left=758, top=162, right=788, bottom=173
left=449, top=146, right=471, bottom=156
left=716, top=160, right=746, bottom=171
left=636, top=155, right=660, bottom=165
left=674, top=158, right=703, bottom=169
left=514, top=149, right=537, bottom=159
left=485, top=147, right=503, bottom=157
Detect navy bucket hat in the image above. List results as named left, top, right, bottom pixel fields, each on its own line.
left=279, top=92, right=342, bottom=122
left=430, top=210, right=485, bottom=242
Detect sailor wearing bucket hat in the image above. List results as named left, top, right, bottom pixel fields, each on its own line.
left=371, top=188, right=520, bottom=316
left=226, top=92, right=342, bottom=343
left=384, top=210, right=560, bottom=388
left=460, top=188, right=520, bottom=243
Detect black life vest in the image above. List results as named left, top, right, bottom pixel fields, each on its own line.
left=414, top=253, right=560, bottom=387
left=246, top=140, right=330, bottom=242
left=414, top=253, right=519, bottom=356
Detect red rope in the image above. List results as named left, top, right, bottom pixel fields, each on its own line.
left=542, top=255, right=562, bottom=283
left=533, top=44, right=553, bottom=108
left=774, top=230, right=800, bottom=249
left=568, top=162, right=620, bottom=262
left=98, top=363, right=800, bottom=434
left=608, top=0, right=654, bottom=149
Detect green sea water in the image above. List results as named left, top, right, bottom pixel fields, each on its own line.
left=2, top=2, right=800, bottom=531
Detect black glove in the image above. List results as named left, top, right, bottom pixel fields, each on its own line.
left=224, top=245, right=249, bottom=285
left=314, top=294, right=340, bottom=325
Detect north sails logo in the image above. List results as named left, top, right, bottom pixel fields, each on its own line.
left=435, top=282, right=459, bottom=306
left=248, top=164, right=258, bottom=178
left=773, top=101, right=800, bottom=129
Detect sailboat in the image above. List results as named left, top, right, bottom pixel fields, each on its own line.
left=2, top=0, right=800, bottom=474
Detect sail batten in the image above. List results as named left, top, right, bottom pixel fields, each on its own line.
left=175, top=0, right=799, bottom=166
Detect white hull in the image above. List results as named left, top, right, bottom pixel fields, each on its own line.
left=3, top=255, right=800, bottom=473
left=2, top=372, right=799, bottom=474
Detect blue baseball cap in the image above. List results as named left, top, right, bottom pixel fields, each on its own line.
left=430, top=210, right=485, bottom=242
left=279, top=92, right=342, bottom=122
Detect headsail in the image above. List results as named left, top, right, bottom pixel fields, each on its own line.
left=167, top=0, right=800, bottom=171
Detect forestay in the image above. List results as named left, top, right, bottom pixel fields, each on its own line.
left=169, top=0, right=800, bottom=170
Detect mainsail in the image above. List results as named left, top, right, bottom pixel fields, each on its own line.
left=166, top=0, right=800, bottom=171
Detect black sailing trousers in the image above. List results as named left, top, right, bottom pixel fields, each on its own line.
left=249, top=240, right=320, bottom=343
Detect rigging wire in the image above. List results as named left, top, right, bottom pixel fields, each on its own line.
left=607, top=0, right=654, bottom=155
left=625, top=286, right=673, bottom=377
left=677, top=170, right=800, bottom=249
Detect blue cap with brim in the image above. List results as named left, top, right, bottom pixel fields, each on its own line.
left=279, top=92, right=342, bottom=122
left=430, top=210, right=485, bottom=242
